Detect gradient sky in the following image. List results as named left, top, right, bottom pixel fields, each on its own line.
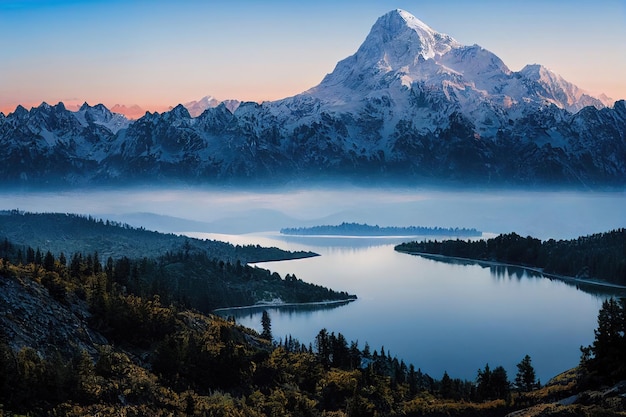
left=1, top=0, right=624, bottom=114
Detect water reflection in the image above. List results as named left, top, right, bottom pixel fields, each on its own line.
left=279, top=234, right=452, bottom=249
left=215, top=299, right=355, bottom=319
left=490, top=264, right=626, bottom=297
left=409, top=253, right=626, bottom=298
left=489, top=264, right=539, bottom=280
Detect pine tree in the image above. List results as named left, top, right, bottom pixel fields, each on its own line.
left=93, top=251, right=101, bottom=274
left=261, top=310, right=272, bottom=341
left=491, top=365, right=510, bottom=400
left=477, top=363, right=492, bottom=400
left=441, top=371, right=454, bottom=399
left=26, top=247, right=35, bottom=264
left=315, top=328, right=331, bottom=369
left=34, top=248, right=42, bottom=265
left=515, top=355, right=536, bottom=392
left=43, top=250, right=55, bottom=272
left=583, top=298, right=626, bottom=381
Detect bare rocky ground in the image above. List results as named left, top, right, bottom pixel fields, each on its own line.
left=0, top=272, right=107, bottom=359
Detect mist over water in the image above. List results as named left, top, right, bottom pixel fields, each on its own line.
left=2, top=186, right=624, bottom=239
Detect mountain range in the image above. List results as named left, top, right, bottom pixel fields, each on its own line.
left=1, top=9, right=624, bottom=188
left=104, top=97, right=241, bottom=120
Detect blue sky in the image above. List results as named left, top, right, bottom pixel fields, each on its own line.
left=1, top=0, right=624, bottom=113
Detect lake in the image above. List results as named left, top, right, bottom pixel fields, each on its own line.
left=2, top=186, right=625, bottom=382
left=194, top=232, right=622, bottom=384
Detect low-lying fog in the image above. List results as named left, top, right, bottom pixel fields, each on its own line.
left=1, top=186, right=624, bottom=239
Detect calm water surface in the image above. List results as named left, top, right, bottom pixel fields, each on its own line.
left=192, top=232, right=622, bottom=383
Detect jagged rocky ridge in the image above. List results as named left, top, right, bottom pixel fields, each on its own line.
left=0, top=9, right=624, bottom=187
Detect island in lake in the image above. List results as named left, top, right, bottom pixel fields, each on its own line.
left=281, top=222, right=481, bottom=237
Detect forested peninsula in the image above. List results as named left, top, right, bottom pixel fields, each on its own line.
left=0, top=211, right=350, bottom=311
left=395, top=229, right=626, bottom=286
left=281, top=222, right=481, bottom=237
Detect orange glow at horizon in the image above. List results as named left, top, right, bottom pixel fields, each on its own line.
left=0, top=100, right=208, bottom=118
left=1, top=2, right=624, bottom=117
left=0, top=89, right=296, bottom=118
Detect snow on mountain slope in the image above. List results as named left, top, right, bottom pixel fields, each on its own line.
left=323, top=8, right=462, bottom=84
left=519, top=64, right=612, bottom=112
left=184, top=96, right=241, bottom=117
left=73, top=102, right=130, bottom=134
left=276, top=8, right=611, bottom=136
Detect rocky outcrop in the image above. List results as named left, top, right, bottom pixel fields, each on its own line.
left=0, top=272, right=107, bottom=359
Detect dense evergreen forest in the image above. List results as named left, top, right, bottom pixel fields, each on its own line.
left=281, top=222, right=481, bottom=237
left=395, top=229, right=626, bottom=285
left=1, top=231, right=625, bottom=415
left=0, top=236, right=353, bottom=312
left=0, top=210, right=317, bottom=263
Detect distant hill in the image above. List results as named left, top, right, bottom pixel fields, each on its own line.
left=0, top=210, right=315, bottom=263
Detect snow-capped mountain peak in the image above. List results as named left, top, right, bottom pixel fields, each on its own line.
left=184, top=96, right=220, bottom=117
left=377, top=9, right=461, bottom=61
left=519, top=64, right=612, bottom=111
left=301, top=8, right=611, bottom=133
left=73, top=102, right=130, bottom=133
left=326, top=8, right=461, bottom=81
left=166, top=104, right=192, bottom=120
left=184, top=96, right=241, bottom=117
left=306, top=9, right=465, bottom=110
left=110, top=104, right=147, bottom=120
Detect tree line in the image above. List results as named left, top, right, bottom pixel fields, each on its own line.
left=395, top=229, right=626, bottom=285
left=281, top=222, right=481, bottom=237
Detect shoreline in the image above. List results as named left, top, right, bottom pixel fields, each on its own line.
left=398, top=250, right=626, bottom=291
left=213, top=297, right=357, bottom=313
left=247, top=251, right=320, bottom=263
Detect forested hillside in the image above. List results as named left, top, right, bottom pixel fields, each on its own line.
left=0, top=210, right=317, bottom=263
left=395, top=230, right=626, bottom=285
left=0, top=235, right=352, bottom=312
